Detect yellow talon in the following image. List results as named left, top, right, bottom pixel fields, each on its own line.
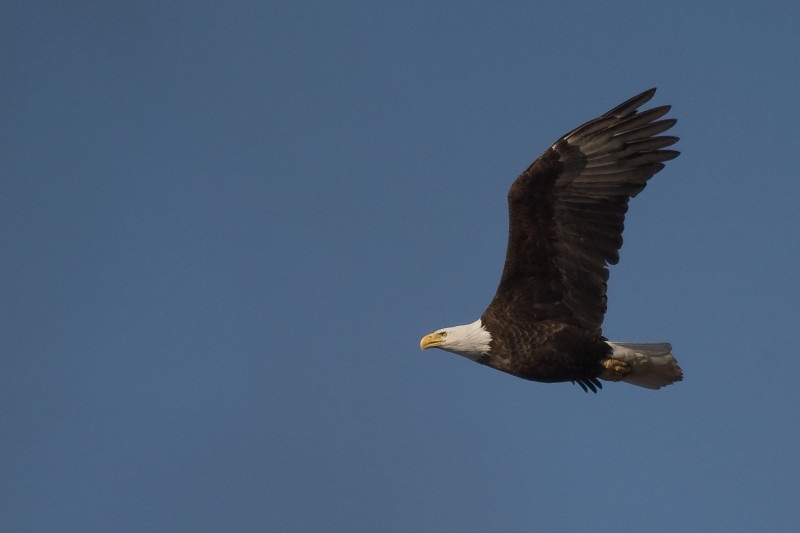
left=600, top=358, right=630, bottom=381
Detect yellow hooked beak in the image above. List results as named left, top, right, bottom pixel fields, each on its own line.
left=420, top=332, right=446, bottom=350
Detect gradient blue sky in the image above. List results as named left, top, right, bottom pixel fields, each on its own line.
left=4, top=1, right=800, bottom=532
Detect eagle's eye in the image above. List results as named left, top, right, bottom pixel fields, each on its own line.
left=440, top=332, right=447, bottom=338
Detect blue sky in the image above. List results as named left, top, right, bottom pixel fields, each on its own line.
left=3, top=1, right=800, bottom=531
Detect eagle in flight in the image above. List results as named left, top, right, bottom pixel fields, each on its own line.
left=420, top=88, right=683, bottom=393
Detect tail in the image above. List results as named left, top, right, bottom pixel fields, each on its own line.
left=605, top=342, right=683, bottom=390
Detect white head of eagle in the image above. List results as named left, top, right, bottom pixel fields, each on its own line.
left=419, top=319, right=492, bottom=363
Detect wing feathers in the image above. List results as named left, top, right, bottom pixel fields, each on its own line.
left=488, top=88, right=678, bottom=333
left=604, top=106, right=672, bottom=135
left=586, top=138, right=678, bottom=166
left=612, top=118, right=678, bottom=143
left=602, top=87, right=656, bottom=117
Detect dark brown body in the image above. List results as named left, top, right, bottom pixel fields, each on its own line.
left=480, top=315, right=611, bottom=384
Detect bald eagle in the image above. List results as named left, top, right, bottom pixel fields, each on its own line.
left=420, top=88, right=683, bottom=393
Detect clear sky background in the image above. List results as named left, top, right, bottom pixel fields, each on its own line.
left=3, top=1, right=800, bottom=532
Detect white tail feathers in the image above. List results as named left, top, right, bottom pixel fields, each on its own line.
left=605, top=342, right=683, bottom=390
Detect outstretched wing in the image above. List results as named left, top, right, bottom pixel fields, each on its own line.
left=486, top=88, right=679, bottom=334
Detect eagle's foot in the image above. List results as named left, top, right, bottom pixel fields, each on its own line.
left=600, top=358, right=630, bottom=381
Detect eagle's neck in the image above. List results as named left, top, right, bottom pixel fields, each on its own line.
left=444, top=319, right=492, bottom=362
